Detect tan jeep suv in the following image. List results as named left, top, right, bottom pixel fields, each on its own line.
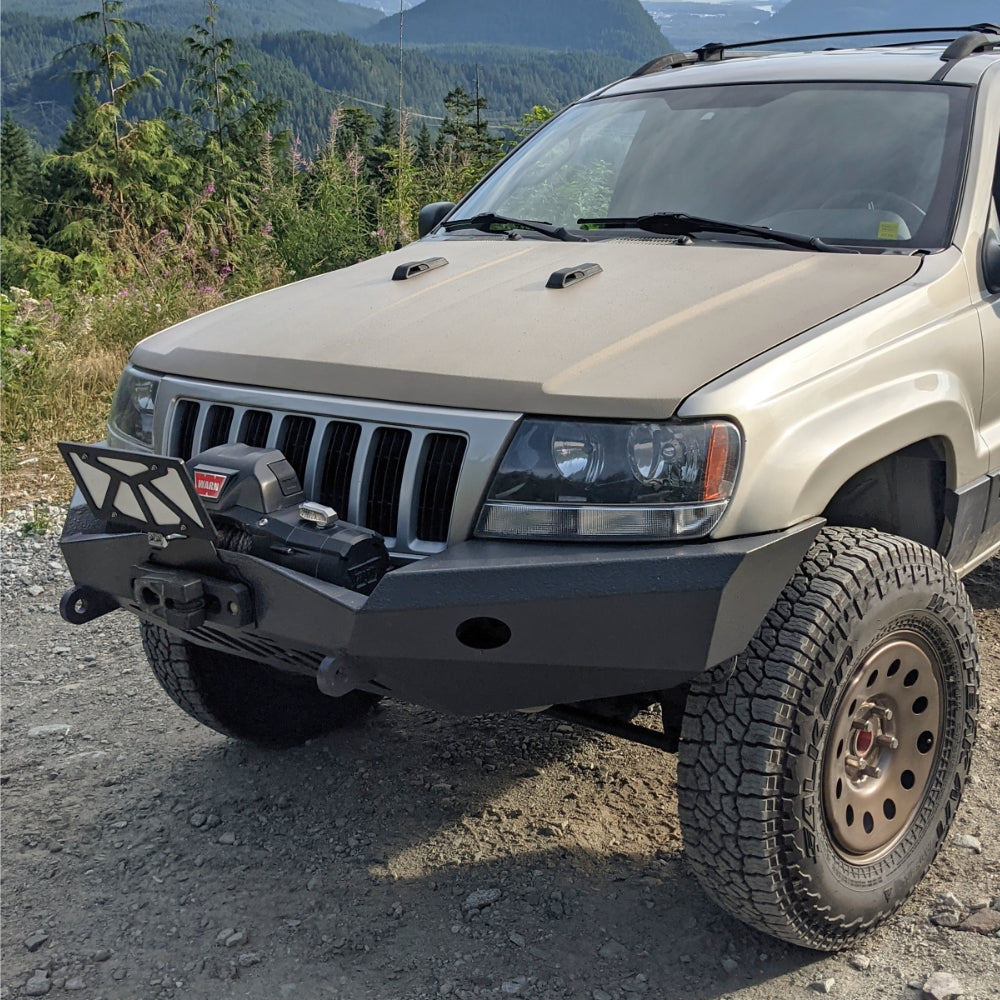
left=58, top=24, right=1000, bottom=949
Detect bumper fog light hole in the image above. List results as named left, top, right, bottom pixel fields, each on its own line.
left=456, top=617, right=512, bottom=650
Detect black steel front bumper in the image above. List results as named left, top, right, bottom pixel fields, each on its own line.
left=60, top=497, right=822, bottom=714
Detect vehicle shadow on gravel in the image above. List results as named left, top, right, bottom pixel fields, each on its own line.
left=964, top=556, right=1000, bottom=610
left=104, top=700, right=845, bottom=998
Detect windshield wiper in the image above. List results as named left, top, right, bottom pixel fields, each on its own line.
left=578, top=212, right=858, bottom=254
left=442, top=212, right=587, bottom=243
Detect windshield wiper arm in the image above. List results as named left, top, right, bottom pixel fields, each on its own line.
left=578, top=212, right=858, bottom=254
left=442, top=212, right=587, bottom=242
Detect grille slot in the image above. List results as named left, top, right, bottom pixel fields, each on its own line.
left=240, top=409, right=272, bottom=448
left=366, top=428, right=411, bottom=537
left=417, top=434, right=467, bottom=542
left=173, top=401, right=199, bottom=459
left=203, top=405, right=234, bottom=450
left=278, top=415, right=315, bottom=483
left=318, top=422, right=361, bottom=516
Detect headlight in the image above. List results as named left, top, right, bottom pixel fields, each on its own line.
left=476, top=417, right=741, bottom=541
left=108, top=367, right=161, bottom=449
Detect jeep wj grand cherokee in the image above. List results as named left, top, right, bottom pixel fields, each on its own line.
left=58, top=25, right=1000, bottom=949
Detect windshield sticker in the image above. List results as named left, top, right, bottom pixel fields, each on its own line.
left=878, top=221, right=901, bottom=240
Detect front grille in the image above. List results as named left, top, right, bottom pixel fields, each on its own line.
left=318, top=422, right=361, bottom=515
left=366, top=428, right=411, bottom=537
left=204, top=405, right=233, bottom=449
left=174, top=400, right=199, bottom=459
left=278, top=415, right=315, bottom=483
left=240, top=409, right=272, bottom=448
left=418, top=434, right=467, bottom=543
left=168, top=398, right=469, bottom=552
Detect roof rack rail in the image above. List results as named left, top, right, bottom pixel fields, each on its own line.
left=630, top=24, right=1000, bottom=77
left=940, top=29, right=999, bottom=61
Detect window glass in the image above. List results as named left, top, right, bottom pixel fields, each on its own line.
left=457, top=83, right=971, bottom=249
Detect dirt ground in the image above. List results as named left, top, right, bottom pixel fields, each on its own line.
left=2, top=506, right=998, bottom=1000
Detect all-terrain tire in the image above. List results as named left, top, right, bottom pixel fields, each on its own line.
left=677, top=527, right=979, bottom=950
left=141, top=622, right=379, bottom=747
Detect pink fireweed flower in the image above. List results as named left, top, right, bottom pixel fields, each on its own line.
left=346, top=146, right=363, bottom=180
left=203, top=184, right=216, bottom=195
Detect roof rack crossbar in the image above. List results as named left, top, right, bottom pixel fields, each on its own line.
left=692, top=24, right=1000, bottom=61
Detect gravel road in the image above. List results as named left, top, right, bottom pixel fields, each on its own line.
left=2, top=505, right=998, bottom=1000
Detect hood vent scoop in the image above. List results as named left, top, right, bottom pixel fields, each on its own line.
left=392, top=256, right=448, bottom=281
left=546, top=263, right=603, bottom=289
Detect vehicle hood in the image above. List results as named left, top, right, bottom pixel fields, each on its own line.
left=132, top=239, right=921, bottom=418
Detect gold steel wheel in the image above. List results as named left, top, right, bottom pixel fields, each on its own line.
left=823, top=631, right=944, bottom=863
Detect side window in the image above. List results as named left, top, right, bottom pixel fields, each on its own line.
left=985, top=137, right=1000, bottom=295
left=994, top=136, right=1000, bottom=210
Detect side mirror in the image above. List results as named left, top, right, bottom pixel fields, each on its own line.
left=418, top=202, right=455, bottom=239
left=985, top=230, right=1000, bottom=294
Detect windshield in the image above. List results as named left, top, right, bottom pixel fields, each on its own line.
left=452, top=82, right=971, bottom=251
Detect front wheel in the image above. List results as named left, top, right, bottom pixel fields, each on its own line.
left=141, top=623, right=379, bottom=747
left=677, top=527, right=979, bottom=950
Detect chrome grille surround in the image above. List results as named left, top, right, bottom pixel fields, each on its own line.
left=152, top=375, right=520, bottom=558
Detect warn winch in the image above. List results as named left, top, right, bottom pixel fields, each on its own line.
left=58, top=441, right=391, bottom=632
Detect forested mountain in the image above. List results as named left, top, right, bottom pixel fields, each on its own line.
left=0, top=0, right=382, bottom=35
left=641, top=1, right=785, bottom=51
left=363, top=0, right=669, bottom=60
left=1, top=12, right=642, bottom=151
left=766, top=0, right=999, bottom=35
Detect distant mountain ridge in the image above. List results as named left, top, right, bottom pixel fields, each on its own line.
left=1, top=11, right=642, bottom=151
left=766, top=0, right=1000, bottom=35
left=364, top=0, right=670, bottom=60
left=0, top=0, right=383, bottom=35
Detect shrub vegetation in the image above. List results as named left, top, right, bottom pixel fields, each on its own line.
left=0, top=1, right=552, bottom=503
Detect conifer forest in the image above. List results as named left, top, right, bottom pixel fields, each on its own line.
left=2, top=1, right=629, bottom=472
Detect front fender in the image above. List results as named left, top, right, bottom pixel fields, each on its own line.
left=681, top=248, right=987, bottom=539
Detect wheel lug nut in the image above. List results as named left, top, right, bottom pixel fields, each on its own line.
left=852, top=719, right=872, bottom=733
left=876, top=734, right=899, bottom=750
left=862, top=701, right=893, bottom=721
left=845, top=755, right=864, bottom=770
left=860, top=763, right=882, bottom=779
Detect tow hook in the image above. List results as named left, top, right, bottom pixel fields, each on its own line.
left=60, top=585, right=120, bottom=625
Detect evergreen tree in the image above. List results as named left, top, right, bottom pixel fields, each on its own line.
left=50, top=5, right=189, bottom=252
left=175, top=1, right=286, bottom=233
left=415, top=121, right=432, bottom=169
left=36, top=89, right=107, bottom=250
left=64, top=0, right=163, bottom=146
left=1, top=114, right=40, bottom=237
left=435, top=86, right=505, bottom=197
left=334, top=107, right=377, bottom=160
left=371, top=101, right=399, bottom=196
